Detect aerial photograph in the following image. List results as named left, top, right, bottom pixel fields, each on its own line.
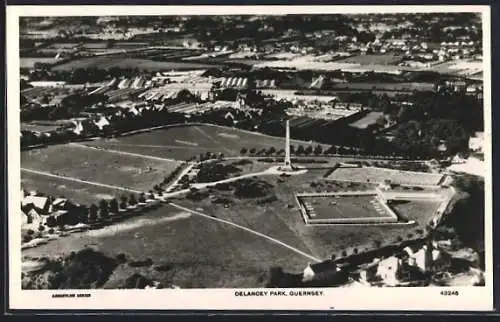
left=18, top=13, right=486, bottom=290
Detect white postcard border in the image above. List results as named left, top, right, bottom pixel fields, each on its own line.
left=6, top=5, right=494, bottom=311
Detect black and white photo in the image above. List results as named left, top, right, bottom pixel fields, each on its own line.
left=7, top=5, right=493, bottom=311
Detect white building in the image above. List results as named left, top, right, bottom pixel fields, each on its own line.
left=376, top=256, right=401, bottom=286
left=469, top=132, right=484, bottom=153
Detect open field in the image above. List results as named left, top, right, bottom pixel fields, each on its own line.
left=349, top=112, right=384, bottom=129
left=51, top=56, right=218, bottom=72
left=431, top=59, right=483, bottom=76
left=326, top=166, right=444, bottom=186
left=390, top=199, right=443, bottom=222
left=22, top=204, right=312, bottom=287
left=334, top=54, right=403, bottom=65
left=20, top=57, right=59, bottom=69
left=84, top=124, right=323, bottom=160
left=21, top=143, right=181, bottom=193
left=329, top=82, right=435, bottom=92
left=21, top=122, right=63, bottom=133
left=21, top=170, right=127, bottom=204
left=175, top=170, right=440, bottom=260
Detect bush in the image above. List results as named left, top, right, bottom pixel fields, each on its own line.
left=129, top=258, right=153, bottom=268
left=116, top=253, right=127, bottom=264
left=27, top=229, right=35, bottom=236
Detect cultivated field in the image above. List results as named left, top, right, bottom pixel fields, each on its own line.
left=330, top=82, right=435, bottom=92
left=21, top=122, right=64, bottom=133
left=334, top=54, right=403, bottom=65
left=349, top=112, right=384, bottom=129
left=326, top=166, right=444, bottom=186
left=21, top=143, right=181, bottom=195
left=20, top=57, right=58, bottom=69
left=51, top=57, right=218, bottom=72
left=22, top=204, right=312, bottom=287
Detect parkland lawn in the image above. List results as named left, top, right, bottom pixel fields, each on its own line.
left=22, top=204, right=312, bottom=288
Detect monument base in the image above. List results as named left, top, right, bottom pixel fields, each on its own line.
left=272, top=164, right=308, bottom=176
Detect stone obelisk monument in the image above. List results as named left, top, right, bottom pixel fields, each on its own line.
left=282, top=119, right=293, bottom=171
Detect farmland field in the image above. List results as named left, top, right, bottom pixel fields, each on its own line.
left=334, top=54, right=403, bottom=65
left=22, top=204, right=312, bottom=287
left=51, top=56, right=218, bottom=72
left=21, top=122, right=64, bottom=132
left=20, top=57, right=59, bottom=69
left=349, top=112, right=384, bottom=129
left=330, top=82, right=435, bottom=92
left=21, top=143, right=181, bottom=194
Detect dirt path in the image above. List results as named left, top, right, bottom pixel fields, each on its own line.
left=69, top=142, right=181, bottom=163
left=169, top=202, right=321, bottom=263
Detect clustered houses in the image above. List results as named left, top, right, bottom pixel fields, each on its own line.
left=21, top=190, right=84, bottom=230
left=300, top=241, right=454, bottom=287
left=21, top=186, right=167, bottom=245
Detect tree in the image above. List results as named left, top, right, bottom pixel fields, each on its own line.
left=296, top=145, right=305, bottom=155
left=138, top=193, right=146, bottom=204
left=129, top=194, right=137, bottom=206
left=372, top=240, right=382, bottom=248
left=89, top=204, right=99, bottom=222
left=304, top=146, right=313, bottom=155
left=240, top=147, right=247, bottom=155
left=99, top=199, right=109, bottom=219
left=249, top=148, right=256, bottom=155
left=341, top=250, right=347, bottom=257
left=119, top=195, right=128, bottom=210
left=109, top=199, right=119, bottom=215
left=314, top=145, right=323, bottom=155
left=353, top=248, right=359, bottom=255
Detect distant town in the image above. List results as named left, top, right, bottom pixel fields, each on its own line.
left=19, top=13, right=485, bottom=290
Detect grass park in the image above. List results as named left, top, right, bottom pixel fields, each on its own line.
left=21, top=123, right=448, bottom=287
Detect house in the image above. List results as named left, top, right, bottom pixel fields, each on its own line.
left=22, top=207, right=45, bottom=229
left=302, top=261, right=341, bottom=282
left=469, top=132, right=484, bottom=153
left=72, top=120, right=84, bottom=135
left=451, top=154, right=467, bottom=164
left=22, top=195, right=51, bottom=216
left=378, top=179, right=392, bottom=191
left=93, top=115, right=111, bottom=130
left=376, top=256, right=401, bottom=286
left=404, top=244, right=451, bottom=273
